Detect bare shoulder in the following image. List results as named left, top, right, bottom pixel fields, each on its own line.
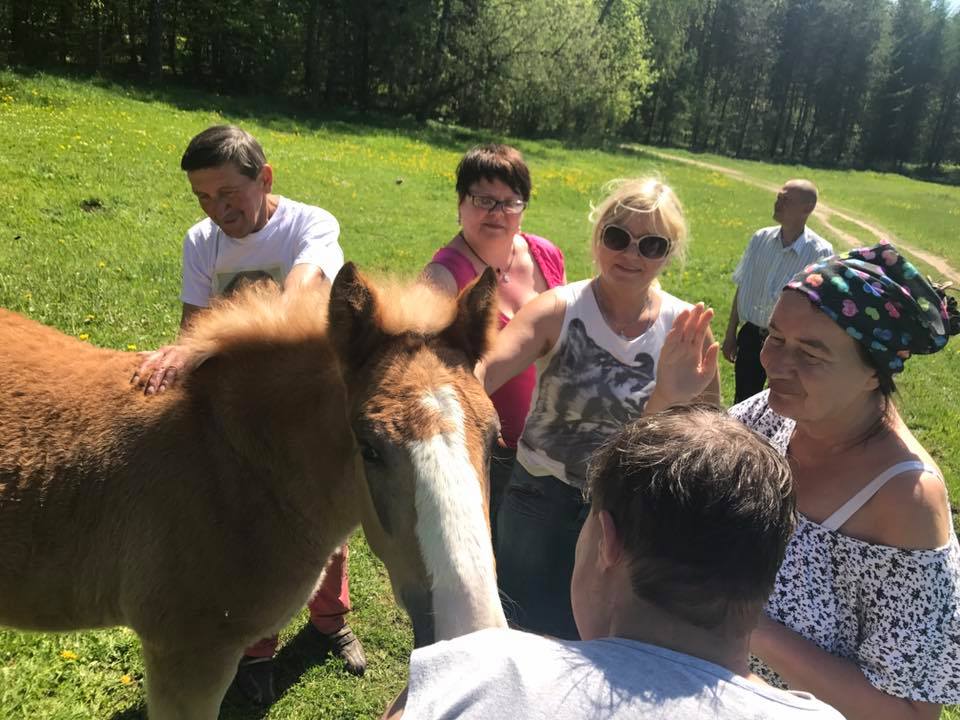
left=532, top=288, right=569, bottom=355
left=871, top=466, right=952, bottom=550
left=420, top=262, right=459, bottom=297
left=533, top=285, right=567, bottom=313
left=520, top=286, right=568, bottom=327
left=501, top=286, right=568, bottom=359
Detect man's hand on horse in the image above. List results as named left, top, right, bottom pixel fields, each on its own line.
left=131, top=344, right=197, bottom=395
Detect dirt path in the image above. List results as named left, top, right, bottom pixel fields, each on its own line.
left=636, top=148, right=960, bottom=284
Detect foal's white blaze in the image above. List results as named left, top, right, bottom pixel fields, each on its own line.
left=409, top=385, right=507, bottom=640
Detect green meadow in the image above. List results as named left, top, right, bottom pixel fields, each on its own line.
left=0, top=71, right=958, bottom=718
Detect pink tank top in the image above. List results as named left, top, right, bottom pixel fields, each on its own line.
left=431, top=233, right=565, bottom=448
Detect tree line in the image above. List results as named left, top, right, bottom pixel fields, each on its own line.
left=2, top=0, right=958, bottom=173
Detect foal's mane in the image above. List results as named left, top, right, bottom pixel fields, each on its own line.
left=177, top=276, right=460, bottom=364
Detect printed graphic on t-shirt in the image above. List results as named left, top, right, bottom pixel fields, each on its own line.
left=214, top=265, right=284, bottom=297
left=524, top=318, right=655, bottom=485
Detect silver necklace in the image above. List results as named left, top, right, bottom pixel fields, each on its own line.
left=460, top=233, right=517, bottom=284
left=591, top=280, right=650, bottom=339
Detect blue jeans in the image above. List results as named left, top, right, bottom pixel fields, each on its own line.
left=495, top=463, right=589, bottom=640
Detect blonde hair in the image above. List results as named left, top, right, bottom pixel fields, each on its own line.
left=589, top=177, right=689, bottom=266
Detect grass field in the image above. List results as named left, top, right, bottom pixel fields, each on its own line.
left=1, top=70, right=958, bottom=718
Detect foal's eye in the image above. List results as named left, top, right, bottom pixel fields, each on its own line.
left=359, top=442, right=382, bottom=464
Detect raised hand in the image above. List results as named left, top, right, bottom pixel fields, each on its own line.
left=648, top=303, right=720, bottom=412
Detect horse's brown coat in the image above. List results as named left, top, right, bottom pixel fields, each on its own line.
left=0, top=264, right=502, bottom=718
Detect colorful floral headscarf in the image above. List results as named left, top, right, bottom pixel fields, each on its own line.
left=785, top=242, right=955, bottom=374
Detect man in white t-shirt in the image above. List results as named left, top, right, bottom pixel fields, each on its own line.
left=132, top=125, right=363, bottom=705
left=383, top=405, right=844, bottom=720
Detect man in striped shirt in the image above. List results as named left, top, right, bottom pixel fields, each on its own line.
left=722, top=179, right=833, bottom=402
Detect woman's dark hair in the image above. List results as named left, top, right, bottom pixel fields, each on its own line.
left=586, top=405, right=796, bottom=634
left=180, top=125, right=266, bottom=179
left=455, top=144, right=531, bottom=202
left=855, top=342, right=897, bottom=399
left=937, top=281, right=960, bottom=337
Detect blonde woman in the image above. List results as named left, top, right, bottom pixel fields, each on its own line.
left=480, top=178, right=720, bottom=639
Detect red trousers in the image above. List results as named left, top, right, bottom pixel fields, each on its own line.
left=244, top=543, right=352, bottom=658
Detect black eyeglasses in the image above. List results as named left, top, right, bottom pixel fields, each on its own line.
left=468, top=193, right=527, bottom=215
left=601, top=224, right=672, bottom=260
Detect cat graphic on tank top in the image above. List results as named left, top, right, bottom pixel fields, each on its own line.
left=524, top=318, right=655, bottom=486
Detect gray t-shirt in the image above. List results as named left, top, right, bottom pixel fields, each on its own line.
left=404, top=628, right=845, bottom=719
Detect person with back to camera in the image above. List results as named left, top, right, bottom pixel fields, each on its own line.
left=652, top=240, right=960, bottom=719
left=723, top=179, right=833, bottom=402
left=382, top=404, right=845, bottom=720
left=420, top=144, right=565, bottom=543
left=131, top=125, right=366, bottom=705
left=479, top=177, right=720, bottom=640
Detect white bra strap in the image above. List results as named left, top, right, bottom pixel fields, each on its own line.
left=822, top=461, right=936, bottom=531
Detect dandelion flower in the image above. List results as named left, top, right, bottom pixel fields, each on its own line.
left=60, top=650, right=78, bottom=661
left=79, top=333, right=89, bottom=341
left=120, top=674, right=133, bottom=685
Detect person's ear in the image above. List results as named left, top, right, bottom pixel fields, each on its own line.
left=260, top=163, right=274, bottom=193
left=597, top=510, right=624, bottom=570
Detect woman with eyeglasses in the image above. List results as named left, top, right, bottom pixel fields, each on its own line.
left=478, top=177, right=720, bottom=639
left=422, top=144, right=566, bottom=543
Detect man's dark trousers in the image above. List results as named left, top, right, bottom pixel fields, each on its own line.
left=735, top=322, right=768, bottom=403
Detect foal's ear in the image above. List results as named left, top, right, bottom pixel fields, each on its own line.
left=442, top=267, right=498, bottom=368
left=328, top=262, right=383, bottom=374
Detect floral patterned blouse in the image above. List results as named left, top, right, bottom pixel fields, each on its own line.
left=730, top=391, right=960, bottom=703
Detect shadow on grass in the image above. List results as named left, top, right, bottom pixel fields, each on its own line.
left=2, top=64, right=488, bottom=153
left=1, top=64, right=630, bottom=157
left=103, top=623, right=347, bottom=720
left=219, top=622, right=348, bottom=720
left=109, top=704, right=147, bottom=720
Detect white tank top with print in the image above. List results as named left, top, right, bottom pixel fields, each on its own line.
left=517, top=279, right=691, bottom=489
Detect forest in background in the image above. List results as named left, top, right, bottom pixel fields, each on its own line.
left=2, top=0, right=959, bottom=174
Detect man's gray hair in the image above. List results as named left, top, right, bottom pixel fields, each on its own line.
left=180, top=125, right=266, bottom=179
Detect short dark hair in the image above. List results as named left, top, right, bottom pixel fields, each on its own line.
left=455, top=144, right=531, bottom=203
left=586, top=405, right=796, bottom=634
left=180, top=125, right=266, bottom=179
left=854, top=339, right=897, bottom=398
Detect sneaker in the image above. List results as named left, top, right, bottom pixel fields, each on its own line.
left=230, top=655, right=276, bottom=706
left=311, top=623, right=367, bottom=676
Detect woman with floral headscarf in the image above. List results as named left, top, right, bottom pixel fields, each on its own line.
left=655, top=242, right=960, bottom=719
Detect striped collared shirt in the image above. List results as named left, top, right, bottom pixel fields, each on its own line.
left=732, top=225, right=834, bottom=328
